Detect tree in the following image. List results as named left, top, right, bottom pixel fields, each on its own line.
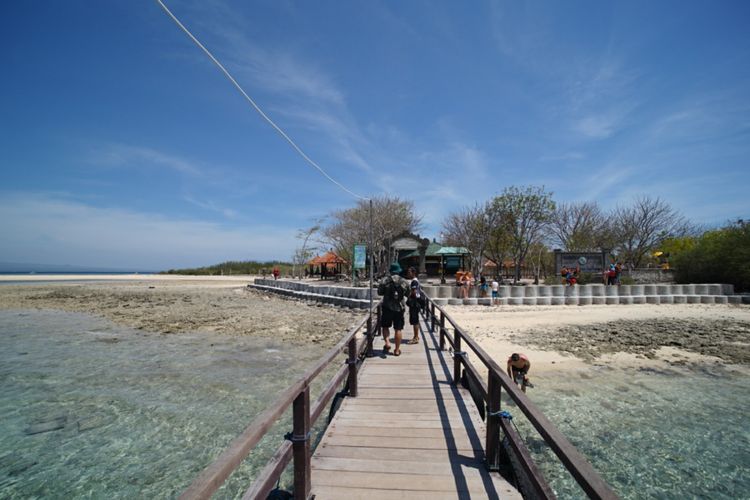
left=549, top=201, right=613, bottom=251
left=441, top=202, right=500, bottom=276
left=322, top=196, right=422, bottom=273
left=291, top=222, right=321, bottom=277
left=672, top=219, right=750, bottom=292
left=612, top=196, right=692, bottom=270
left=492, top=186, right=555, bottom=282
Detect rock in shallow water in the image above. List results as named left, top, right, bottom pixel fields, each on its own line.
left=24, top=415, right=67, bottom=435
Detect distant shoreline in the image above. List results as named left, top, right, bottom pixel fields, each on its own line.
left=0, top=273, right=256, bottom=282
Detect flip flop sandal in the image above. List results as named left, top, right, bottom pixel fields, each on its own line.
left=393, top=349, right=401, bottom=356
left=383, top=345, right=391, bottom=353
left=407, top=339, right=419, bottom=345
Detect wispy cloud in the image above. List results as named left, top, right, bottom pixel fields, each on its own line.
left=0, top=192, right=295, bottom=269
left=90, top=144, right=205, bottom=177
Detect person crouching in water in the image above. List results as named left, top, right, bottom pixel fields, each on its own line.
left=507, top=353, right=533, bottom=392
left=377, top=262, right=409, bottom=356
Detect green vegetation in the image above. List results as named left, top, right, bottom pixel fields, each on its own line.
left=672, top=220, right=750, bottom=292
left=161, top=260, right=293, bottom=276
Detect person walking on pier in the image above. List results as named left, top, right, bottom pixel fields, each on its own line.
left=406, top=267, right=423, bottom=345
left=507, top=353, right=533, bottom=392
left=378, top=262, right=409, bottom=356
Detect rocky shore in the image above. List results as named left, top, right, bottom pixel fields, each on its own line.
left=0, top=281, right=360, bottom=347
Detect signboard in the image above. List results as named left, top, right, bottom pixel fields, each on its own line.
left=555, top=251, right=608, bottom=274
left=353, top=245, right=367, bottom=269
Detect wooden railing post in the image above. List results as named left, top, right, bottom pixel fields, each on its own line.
left=486, top=372, right=501, bottom=471
left=365, top=313, right=374, bottom=357
left=292, top=386, right=311, bottom=499
left=430, top=302, right=436, bottom=332
left=347, top=336, right=358, bottom=398
left=453, top=333, right=462, bottom=384
left=439, top=312, right=446, bottom=350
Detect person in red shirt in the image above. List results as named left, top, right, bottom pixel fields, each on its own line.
left=507, top=353, right=533, bottom=392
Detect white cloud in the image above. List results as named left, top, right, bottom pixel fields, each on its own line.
left=0, top=192, right=296, bottom=270
left=90, top=144, right=205, bottom=177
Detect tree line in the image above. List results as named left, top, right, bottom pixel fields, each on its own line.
left=162, top=260, right=292, bottom=276
left=301, top=186, right=747, bottom=291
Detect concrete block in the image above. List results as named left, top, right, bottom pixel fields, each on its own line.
left=728, top=296, right=742, bottom=305
left=619, top=296, right=634, bottom=305
left=464, top=298, right=478, bottom=306
left=511, top=286, right=525, bottom=298
left=657, top=285, right=671, bottom=295
left=673, top=295, right=687, bottom=304
left=632, top=296, right=647, bottom=304
left=589, top=284, right=605, bottom=297
left=700, top=296, right=715, bottom=304
left=564, top=296, right=578, bottom=305
left=707, top=284, right=723, bottom=295
left=508, top=297, right=523, bottom=305
left=477, top=298, right=492, bottom=306
left=686, top=295, right=701, bottom=304
left=659, top=296, right=674, bottom=304
left=578, top=296, right=592, bottom=305
left=606, top=297, right=619, bottom=305
left=498, top=286, right=511, bottom=298
left=469, top=287, right=478, bottom=298
left=605, top=286, right=619, bottom=297
left=433, top=298, right=449, bottom=306
left=525, top=286, right=538, bottom=297
left=448, top=298, right=463, bottom=305
left=721, top=284, right=735, bottom=295
left=630, top=285, right=644, bottom=296
left=619, top=285, right=631, bottom=296
left=646, top=295, right=660, bottom=304
left=694, top=284, right=709, bottom=295
left=537, top=286, right=552, bottom=297
left=644, top=285, right=657, bottom=295
left=551, top=297, right=565, bottom=305
left=550, top=285, right=566, bottom=297
left=537, top=297, right=551, bottom=306
left=592, top=297, right=606, bottom=305
left=743, top=295, right=750, bottom=305
left=495, top=298, right=509, bottom=306
left=522, top=298, right=537, bottom=305
left=714, top=296, right=728, bottom=304
left=680, top=284, right=695, bottom=295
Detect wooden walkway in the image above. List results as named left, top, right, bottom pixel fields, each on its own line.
left=310, top=314, right=522, bottom=499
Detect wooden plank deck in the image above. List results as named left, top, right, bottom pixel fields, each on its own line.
left=310, top=314, right=522, bottom=499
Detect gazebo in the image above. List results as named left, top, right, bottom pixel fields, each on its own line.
left=307, top=251, right=348, bottom=280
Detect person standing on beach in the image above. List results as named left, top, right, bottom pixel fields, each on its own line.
left=377, top=262, right=409, bottom=356
left=507, top=353, right=532, bottom=392
left=491, top=278, right=499, bottom=305
left=406, top=267, right=422, bottom=345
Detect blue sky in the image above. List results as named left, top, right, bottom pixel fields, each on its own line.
left=1, top=1, right=748, bottom=270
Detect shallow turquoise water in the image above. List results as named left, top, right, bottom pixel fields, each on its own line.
left=505, top=365, right=750, bottom=499
left=0, top=310, right=336, bottom=499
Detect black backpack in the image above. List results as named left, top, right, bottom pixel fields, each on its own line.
left=382, top=276, right=405, bottom=311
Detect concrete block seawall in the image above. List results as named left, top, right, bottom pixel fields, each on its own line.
left=251, top=279, right=748, bottom=308
left=249, top=279, right=374, bottom=309
left=418, top=283, right=748, bottom=307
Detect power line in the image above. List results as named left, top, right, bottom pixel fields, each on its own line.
left=155, top=0, right=369, bottom=201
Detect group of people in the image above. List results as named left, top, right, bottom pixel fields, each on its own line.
left=379, top=262, right=532, bottom=392
left=456, top=270, right=502, bottom=303
left=377, top=263, right=423, bottom=356
left=605, top=262, right=623, bottom=285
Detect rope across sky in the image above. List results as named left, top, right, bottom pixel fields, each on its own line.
left=155, top=0, right=369, bottom=201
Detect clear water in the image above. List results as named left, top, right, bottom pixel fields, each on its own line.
left=0, top=310, right=339, bottom=499
left=505, top=366, right=750, bottom=499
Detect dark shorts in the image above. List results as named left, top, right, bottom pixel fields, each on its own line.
left=511, top=367, right=528, bottom=381
left=381, top=308, right=405, bottom=330
left=409, top=305, right=420, bottom=325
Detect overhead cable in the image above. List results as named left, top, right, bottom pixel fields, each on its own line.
left=155, top=0, right=368, bottom=201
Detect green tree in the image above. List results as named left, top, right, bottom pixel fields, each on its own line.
left=492, top=186, right=555, bottom=283
left=672, top=220, right=750, bottom=292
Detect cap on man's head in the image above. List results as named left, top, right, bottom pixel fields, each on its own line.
left=511, top=353, right=520, bottom=361
left=389, top=262, right=402, bottom=274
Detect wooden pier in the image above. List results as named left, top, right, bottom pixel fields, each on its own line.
left=178, top=294, right=618, bottom=500
left=310, top=314, right=522, bottom=499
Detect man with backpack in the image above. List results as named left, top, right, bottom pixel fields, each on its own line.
left=406, top=267, right=424, bottom=345
left=377, top=262, right=410, bottom=356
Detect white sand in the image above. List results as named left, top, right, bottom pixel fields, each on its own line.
left=444, top=304, right=750, bottom=375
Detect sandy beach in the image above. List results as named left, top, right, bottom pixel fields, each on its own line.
left=0, top=275, right=360, bottom=347
left=445, top=303, right=750, bottom=377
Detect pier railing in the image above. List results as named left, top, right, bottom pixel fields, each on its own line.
left=424, top=296, right=618, bottom=500
left=178, top=303, right=381, bottom=500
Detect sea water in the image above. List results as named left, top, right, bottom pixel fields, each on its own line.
left=506, top=365, right=750, bottom=499
left=0, top=310, right=338, bottom=499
